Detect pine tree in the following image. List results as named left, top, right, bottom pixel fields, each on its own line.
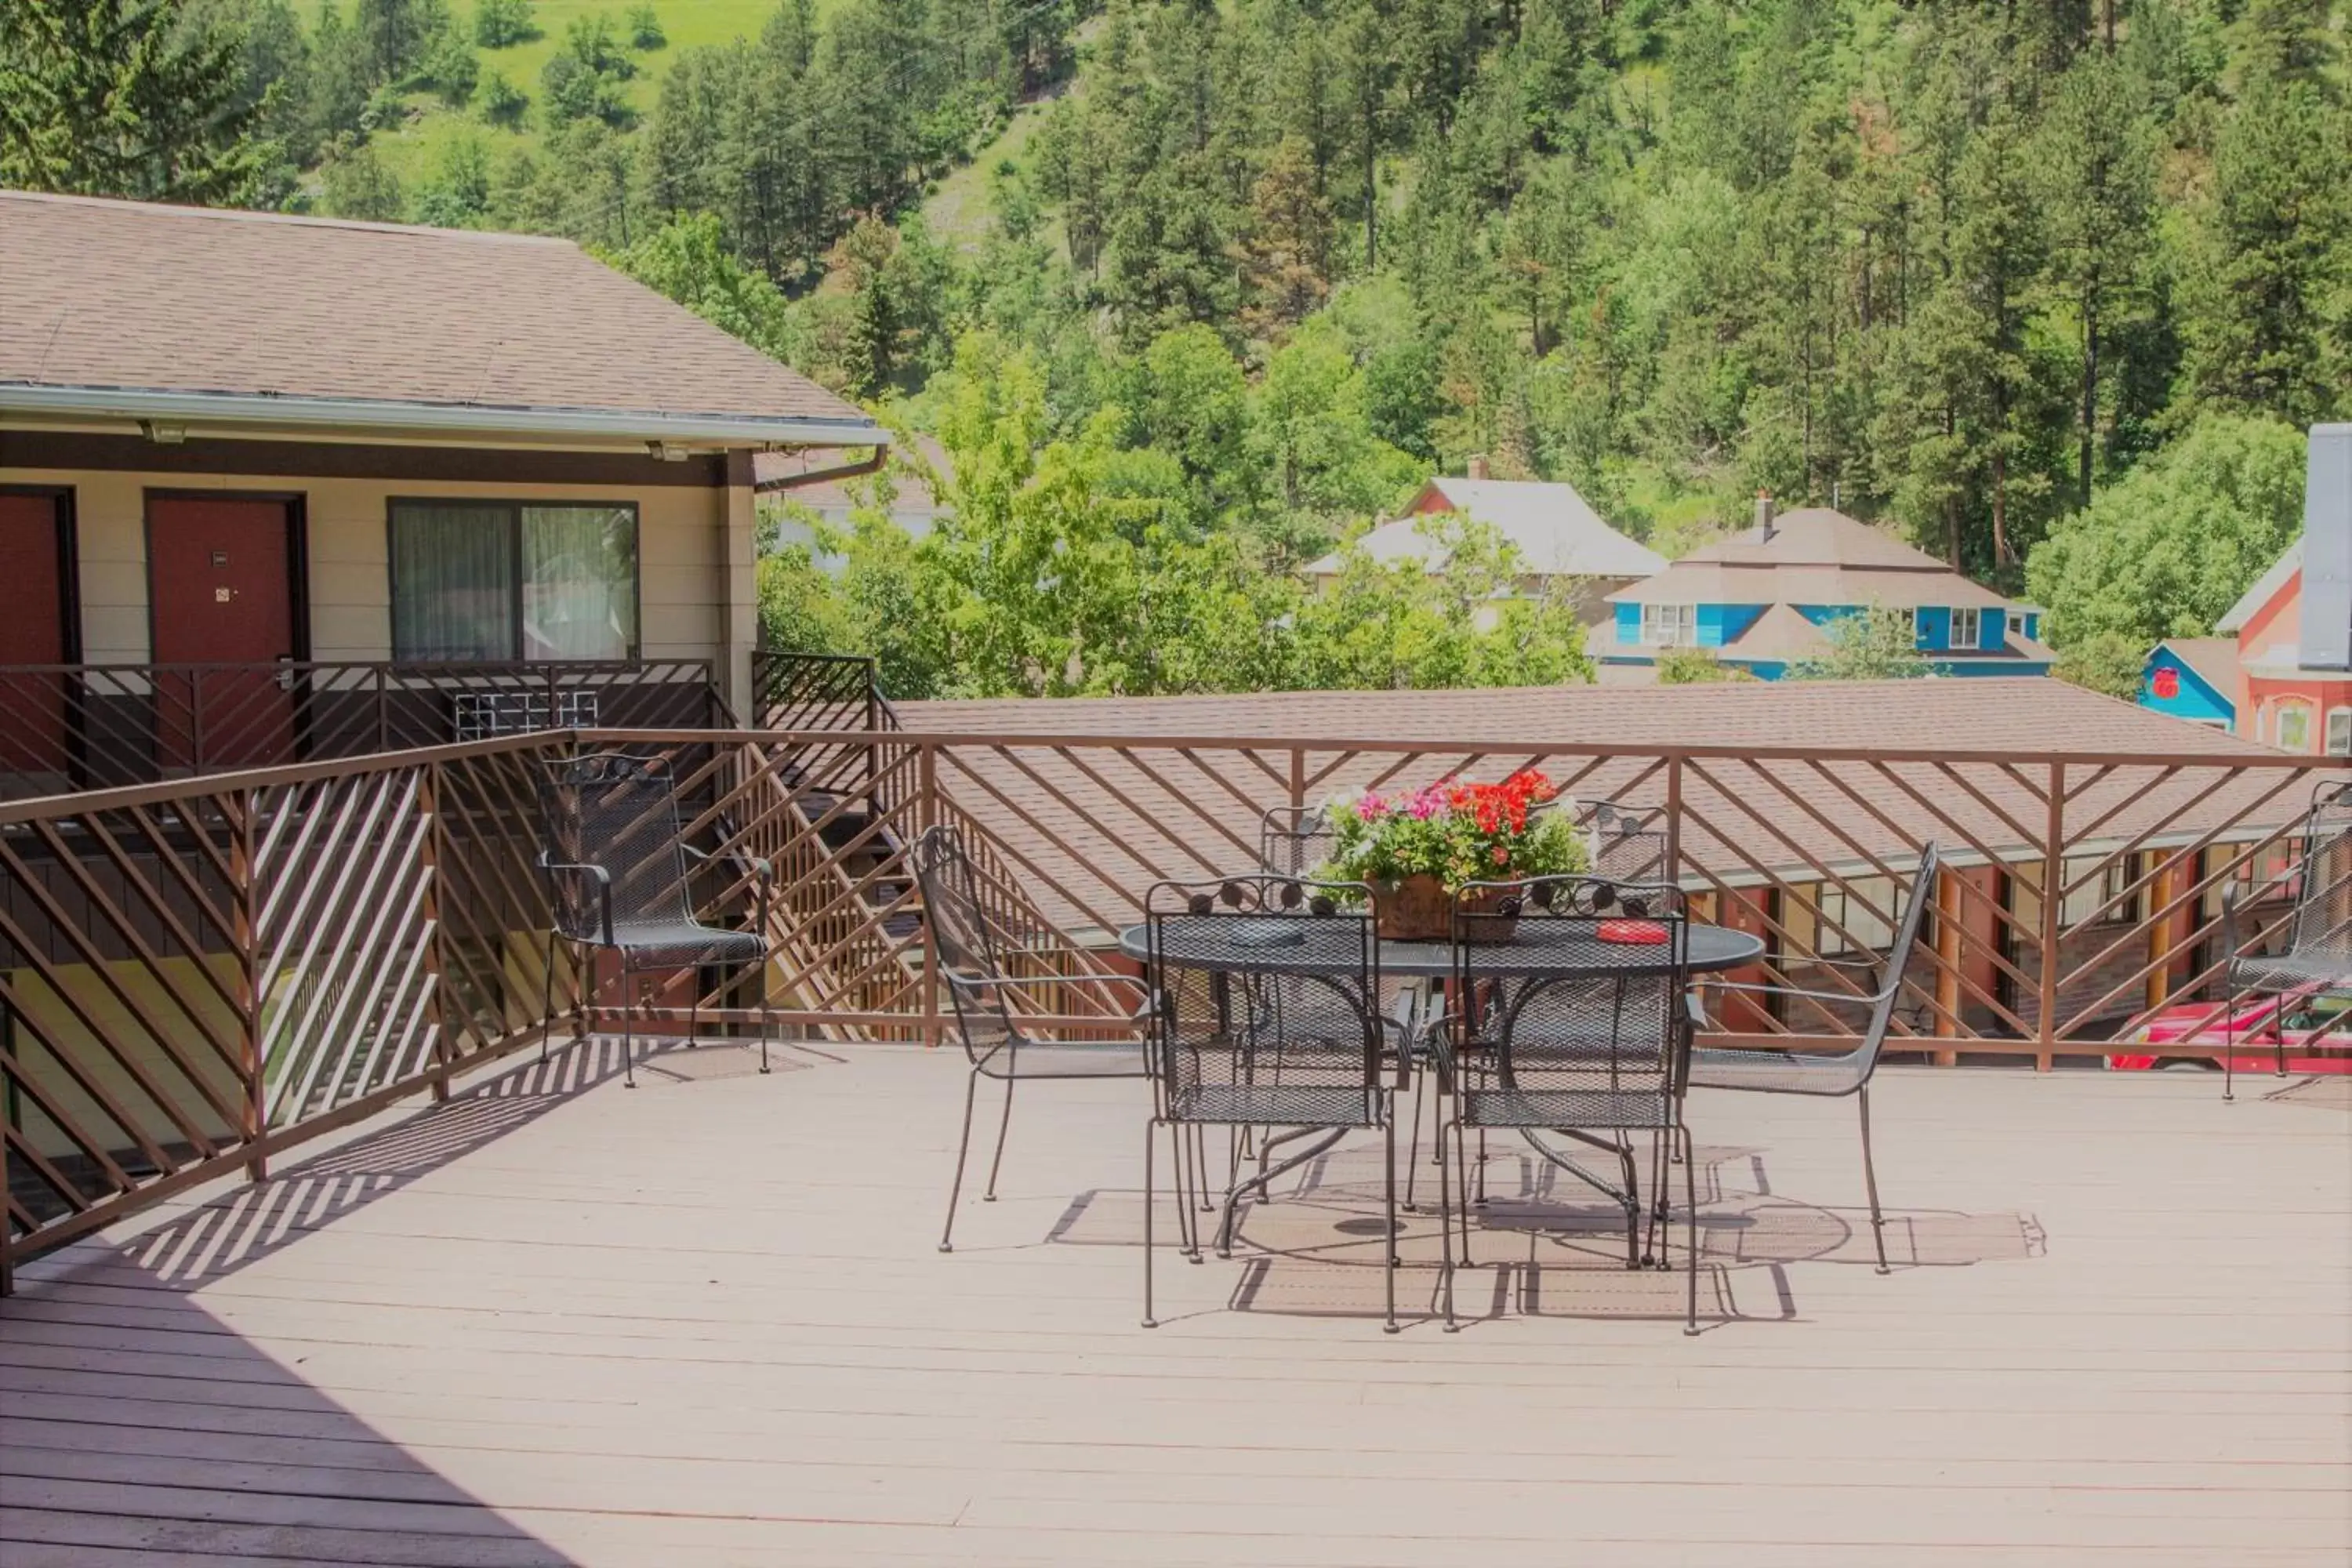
left=0, top=0, right=270, bottom=201
left=1239, top=135, right=1337, bottom=339
left=2037, top=53, right=2156, bottom=504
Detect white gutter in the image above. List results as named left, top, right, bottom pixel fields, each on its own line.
left=1, top=383, right=885, bottom=449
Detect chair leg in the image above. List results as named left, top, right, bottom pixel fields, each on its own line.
left=1453, top=1109, right=1474, bottom=1270
left=620, top=961, right=636, bottom=1089
left=1439, top=1099, right=1459, bottom=1333
left=1681, top=1121, right=1700, bottom=1336
left=1858, top=1085, right=1891, bottom=1275
left=756, top=953, right=772, bottom=1075
left=1142, top=1116, right=1160, bottom=1329
left=539, top=930, right=559, bottom=1066
left=1617, top=1136, right=1641, bottom=1270
left=1381, top=1106, right=1400, bottom=1334
left=1473, top=1127, right=1489, bottom=1207
left=1402, top=1066, right=1425, bottom=1211
left=939, top=1066, right=981, bottom=1254
left=982, top=1076, right=1015, bottom=1202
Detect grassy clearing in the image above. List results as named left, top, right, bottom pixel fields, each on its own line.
left=368, top=0, right=785, bottom=187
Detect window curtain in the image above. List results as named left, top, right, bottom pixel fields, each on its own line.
left=391, top=503, right=514, bottom=661
left=522, top=506, right=637, bottom=661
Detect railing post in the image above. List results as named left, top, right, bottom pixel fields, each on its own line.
left=1933, top=866, right=1961, bottom=1068
left=1663, top=755, right=1683, bottom=891
left=920, top=739, right=940, bottom=1050
left=1288, top=746, right=1305, bottom=822
left=2038, top=762, right=2063, bottom=1072
left=230, top=785, right=267, bottom=1180
left=376, top=665, right=390, bottom=755
left=419, top=763, right=452, bottom=1102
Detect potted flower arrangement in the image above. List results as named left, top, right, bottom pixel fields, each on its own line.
left=1318, top=770, right=1588, bottom=940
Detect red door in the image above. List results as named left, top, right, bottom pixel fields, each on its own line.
left=0, top=492, right=73, bottom=775
left=148, top=497, right=300, bottom=770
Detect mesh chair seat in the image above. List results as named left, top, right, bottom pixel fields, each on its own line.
left=1687, top=1045, right=1869, bottom=1097
left=1460, top=1083, right=1676, bottom=1131
left=2229, top=950, right=2352, bottom=994
left=601, top=918, right=768, bottom=970
left=1166, top=1081, right=1384, bottom=1127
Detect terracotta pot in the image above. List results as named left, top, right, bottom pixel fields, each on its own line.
left=1374, top=873, right=1450, bottom=941
left=1373, top=876, right=1519, bottom=942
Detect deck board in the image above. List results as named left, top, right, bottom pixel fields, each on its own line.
left=5, top=1042, right=2349, bottom=1565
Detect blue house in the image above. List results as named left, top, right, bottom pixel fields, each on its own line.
left=1599, top=503, right=2053, bottom=680
left=2138, top=637, right=2240, bottom=731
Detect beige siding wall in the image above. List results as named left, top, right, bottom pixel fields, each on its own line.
left=0, top=461, right=731, bottom=668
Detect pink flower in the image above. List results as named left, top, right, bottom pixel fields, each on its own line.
left=1357, top=793, right=1388, bottom=819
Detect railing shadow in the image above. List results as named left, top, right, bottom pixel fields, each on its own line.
left=55, top=1033, right=659, bottom=1294
left=0, top=1038, right=657, bottom=1564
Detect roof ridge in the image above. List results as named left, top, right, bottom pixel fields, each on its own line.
left=0, top=188, right=576, bottom=248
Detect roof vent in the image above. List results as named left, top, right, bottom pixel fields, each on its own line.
left=1755, top=490, right=1777, bottom=543
left=2299, top=425, right=2352, bottom=672
left=1465, top=453, right=1490, bottom=481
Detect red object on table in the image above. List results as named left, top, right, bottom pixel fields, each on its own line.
left=1596, top=919, right=1668, bottom=945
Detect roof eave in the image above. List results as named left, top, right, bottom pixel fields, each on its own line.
left=1, top=383, right=885, bottom=449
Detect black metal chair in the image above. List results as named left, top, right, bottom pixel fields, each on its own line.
left=1685, top=842, right=1940, bottom=1274
left=1583, top=798, right=1668, bottom=882
left=1144, top=873, right=1397, bottom=1330
left=911, top=826, right=1152, bottom=1254
left=2222, top=782, right=2352, bottom=1100
left=1258, top=804, right=1337, bottom=877
left=536, top=752, right=775, bottom=1090
left=1437, top=874, right=1697, bottom=1332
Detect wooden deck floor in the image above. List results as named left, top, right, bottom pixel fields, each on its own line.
left=4, top=1040, right=2348, bottom=1566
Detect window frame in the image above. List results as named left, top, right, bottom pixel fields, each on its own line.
left=2326, top=707, right=2352, bottom=757
left=2273, top=700, right=2313, bottom=753
left=387, top=497, right=642, bottom=663
left=1950, top=606, right=1981, bottom=652
left=1814, top=874, right=1897, bottom=956
left=1640, top=602, right=1697, bottom=648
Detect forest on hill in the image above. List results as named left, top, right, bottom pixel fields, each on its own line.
left=2, top=0, right=2343, bottom=698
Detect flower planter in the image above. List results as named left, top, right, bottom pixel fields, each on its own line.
left=1373, top=876, right=1519, bottom=942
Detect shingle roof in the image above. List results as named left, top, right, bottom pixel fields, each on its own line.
left=894, top=681, right=2307, bottom=937
left=2157, top=637, right=2241, bottom=699
left=1306, top=477, right=1665, bottom=579
left=1609, top=508, right=2016, bottom=611
left=0, top=191, right=875, bottom=441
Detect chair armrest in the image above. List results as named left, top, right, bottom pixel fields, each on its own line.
left=539, top=857, right=615, bottom=946
left=1705, top=978, right=1879, bottom=1007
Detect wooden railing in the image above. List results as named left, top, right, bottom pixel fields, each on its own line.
left=0, top=659, right=722, bottom=800
left=5, top=718, right=2341, bottom=1279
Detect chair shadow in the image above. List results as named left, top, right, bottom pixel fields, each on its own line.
left=1054, top=1131, right=2045, bottom=1330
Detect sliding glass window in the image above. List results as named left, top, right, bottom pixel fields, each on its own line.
left=390, top=501, right=639, bottom=661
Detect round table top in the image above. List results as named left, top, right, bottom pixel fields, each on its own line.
left=1116, top=920, right=1765, bottom=980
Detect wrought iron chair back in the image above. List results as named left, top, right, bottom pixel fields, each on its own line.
left=1445, top=875, right=1693, bottom=1129
left=536, top=752, right=699, bottom=944
left=1257, top=804, right=1337, bottom=877
left=1145, top=874, right=1386, bottom=1129
left=909, top=824, right=1025, bottom=1069
left=2283, top=782, right=2352, bottom=961
left=1581, top=798, right=1669, bottom=882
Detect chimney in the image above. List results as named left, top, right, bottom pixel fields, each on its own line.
left=1466, top=453, right=1490, bottom=481
left=2300, top=425, right=2352, bottom=671
left=1755, top=490, right=1777, bottom=542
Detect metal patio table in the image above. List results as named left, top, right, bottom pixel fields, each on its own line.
left=1117, top=919, right=1767, bottom=1222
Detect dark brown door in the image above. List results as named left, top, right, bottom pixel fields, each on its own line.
left=0, top=492, right=73, bottom=774
left=148, top=496, right=300, bottom=770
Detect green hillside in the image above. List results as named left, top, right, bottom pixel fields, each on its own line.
left=366, top=0, right=788, bottom=188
